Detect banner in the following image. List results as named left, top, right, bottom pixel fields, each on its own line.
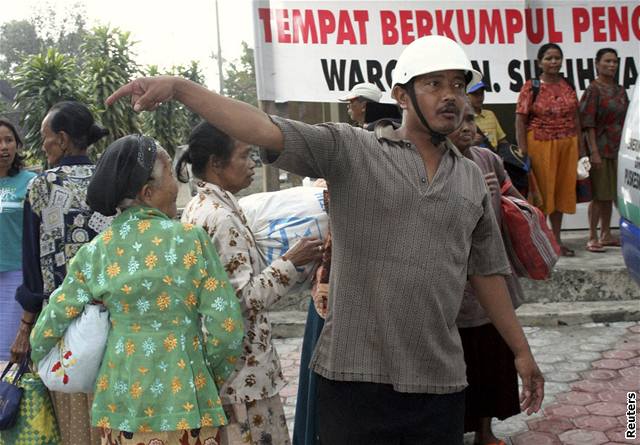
left=252, top=0, right=639, bottom=104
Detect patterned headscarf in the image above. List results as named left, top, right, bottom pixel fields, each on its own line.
left=87, top=134, right=157, bottom=216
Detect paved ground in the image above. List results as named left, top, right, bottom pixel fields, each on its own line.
left=5, top=321, right=637, bottom=443
left=275, top=321, right=640, bottom=444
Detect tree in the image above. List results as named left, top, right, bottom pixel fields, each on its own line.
left=12, top=49, right=82, bottom=160
left=81, top=26, right=140, bottom=156
left=29, top=1, right=88, bottom=61
left=0, top=2, right=87, bottom=76
left=177, top=61, right=206, bottom=130
left=0, top=20, right=42, bottom=75
left=224, top=41, right=257, bottom=106
left=140, top=62, right=206, bottom=157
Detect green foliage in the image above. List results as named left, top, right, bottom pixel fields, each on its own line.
left=81, top=26, right=140, bottom=156
left=177, top=62, right=206, bottom=130
left=0, top=20, right=42, bottom=75
left=8, top=18, right=209, bottom=162
left=29, top=1, right=88, bottom=60
left=0, top=3, right=87, bottom=75
left=140, top=63, right=205, bottom=157
left=11, top=49, right=82, bottom=161
left=224, top=41, right=257, bottom=106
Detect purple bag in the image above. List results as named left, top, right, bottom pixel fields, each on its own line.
left=0, top=357, right=29, bottom=430
left=576, top=178, right=593, bottom=204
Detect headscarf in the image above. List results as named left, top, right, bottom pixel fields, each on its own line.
left=87, top=134, right=157, bottom=216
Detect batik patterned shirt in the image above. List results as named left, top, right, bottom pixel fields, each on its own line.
left=30, top=206, right=244, bottom=433
left=579, top=80, right=629, bottom=159
left=516, top=79, right=579, bottom=141
left=182, top=181, right=300, bottom=403
left=15, top=156, right=112, bottom=313
left=455, top=147, right=525, bottom=328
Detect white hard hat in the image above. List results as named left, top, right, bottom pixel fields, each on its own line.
left=392, top=35, right=482, bottom=88
left=338, top=82, right=382, bottom=102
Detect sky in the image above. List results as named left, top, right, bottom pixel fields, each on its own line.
left=2, top=0, right=255, bottom=90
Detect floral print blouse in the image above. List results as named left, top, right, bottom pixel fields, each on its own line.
left=30, top=206, right=244, bottom=434
left=579, top=80, right=630, bottom=159
left=516, top=79, right=579, bottom=141
left=16, top=156, right=112, bottom=313
left=181, top=181, right=301, bottom=404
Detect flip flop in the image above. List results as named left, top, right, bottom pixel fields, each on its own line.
left=600, top=238, right=621, bottom=247
left=586, top=241, right=606, bottom=253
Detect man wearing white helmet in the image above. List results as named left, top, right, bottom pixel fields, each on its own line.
left=338, top=81, right=383, bottom=126
left=107, top=35, right=544, bottom=444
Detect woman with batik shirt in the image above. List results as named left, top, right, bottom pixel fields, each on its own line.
left=515, top=43, right=586, bottom=257
left=30, top=135, right=244, bottom=445
left=178, top=122, right=323, bottom=445
left=12, top=101, right=109, bottom=445
left=579, top=48, right=630, bottom=253
left=454, top=99, right=525, bottom=445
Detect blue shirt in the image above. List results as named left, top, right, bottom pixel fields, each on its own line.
left=0, top=170, right=36, bottom=272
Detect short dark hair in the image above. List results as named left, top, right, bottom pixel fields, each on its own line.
left=47, top=101, right=108, bottom=150
left=0, top=118, right=25, bottom=176
left=175, top=121, right=235, bottom=183
left=596, top=47, right=618, bottom=63
left=537, top=43, right=563, bottom=61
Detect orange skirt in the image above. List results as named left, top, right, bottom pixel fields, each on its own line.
left=527, top=132, right=578, bottom=215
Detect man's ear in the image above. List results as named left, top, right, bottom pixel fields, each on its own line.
left=392, top=85, right=409, bottom=110
left=58, top=131, right=71, bottom=151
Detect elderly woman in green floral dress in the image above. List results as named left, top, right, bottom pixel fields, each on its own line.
left=30, top=135, right=244, bottom=445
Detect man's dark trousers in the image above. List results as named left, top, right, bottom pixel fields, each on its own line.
left=317, top=375, right=465, bottom=444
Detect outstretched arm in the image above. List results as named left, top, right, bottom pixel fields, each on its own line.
left=107, top=76, right=284, bottom=151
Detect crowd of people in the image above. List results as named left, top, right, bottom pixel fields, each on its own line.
left=0, top=35, right=631, bottom=445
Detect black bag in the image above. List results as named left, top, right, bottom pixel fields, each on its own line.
left=497, top=141, right=530, bottom=195
left=0, top=357, right=29, bottom=430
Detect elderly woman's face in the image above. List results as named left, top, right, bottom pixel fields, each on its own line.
left=448, top=102, right=477, bottom=154
left=218, top=141, right=256, bottom=194
left=147, top=150, right=178, bottom=218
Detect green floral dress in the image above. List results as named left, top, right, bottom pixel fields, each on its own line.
left=30, top=206, right=244, bottom=434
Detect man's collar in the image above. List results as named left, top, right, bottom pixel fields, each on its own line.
left=58, top=155, right=93, bottom=166
left=374, top=120, right=463, bottom=159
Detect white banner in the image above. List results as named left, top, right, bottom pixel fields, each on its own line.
left=252, top=0, right=639, bottom=104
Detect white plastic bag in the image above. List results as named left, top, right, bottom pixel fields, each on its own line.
left=239, top=187, right=329, bottom=292
left=577, top=156, right=591, bottom=180
left=37, top=304, right=109, bottom=393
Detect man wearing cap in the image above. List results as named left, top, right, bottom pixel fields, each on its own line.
left=107, top=35, right=544, bottom=444
left=468, top=81, right=509, bottom=150
left=338, top=82, right=382, bottom=127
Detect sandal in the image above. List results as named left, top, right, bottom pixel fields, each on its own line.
left=560, top=245, right=576, bottom=257
left=586, top=241, right=606, bottom=253
left=600, top=238, right=621, bottom=247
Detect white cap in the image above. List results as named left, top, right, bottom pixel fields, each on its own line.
left=392, top=35, right=482, bottom=88
left=338, top=82, right=382, bottom=102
